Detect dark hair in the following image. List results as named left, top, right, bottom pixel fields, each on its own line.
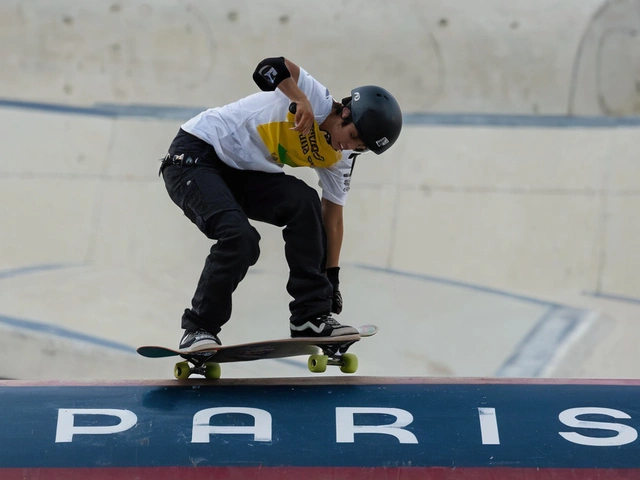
left=328, top=98, right=370, bottom=152
left=333, top=99, right=353, bottom=126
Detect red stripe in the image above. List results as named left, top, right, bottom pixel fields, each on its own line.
left=0, top=467, right=637, bottom=480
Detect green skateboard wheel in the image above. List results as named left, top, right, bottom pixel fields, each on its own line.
left=203, top=362, right=221, bottom=379
left=308, top=354, right=328, bottom=373
left=174, top=361, right=191, bottom=380
left=340, top=353, right=358, bottom=374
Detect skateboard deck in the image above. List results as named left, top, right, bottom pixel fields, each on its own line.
left=137, top=324, right=378, bottom=379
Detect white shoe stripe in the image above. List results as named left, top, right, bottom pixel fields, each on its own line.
left=290, top=321, right=326, bottom=333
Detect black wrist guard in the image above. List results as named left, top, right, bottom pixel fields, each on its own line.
left=253, top=56, right=291, bottom=91
left=326, top=266, right=340, bottom=287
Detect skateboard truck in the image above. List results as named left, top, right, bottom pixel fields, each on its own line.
left=174, top=353, right=220, bottom=380
left=308, top=339, right=359, bottom=373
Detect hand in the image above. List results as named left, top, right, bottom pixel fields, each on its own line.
left=326, top=266, right=343, bottom=315
left=289, top=97, right=315, bottom=135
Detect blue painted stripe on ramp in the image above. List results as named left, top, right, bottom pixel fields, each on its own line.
left=2, top=98, right=640, bottom=128
left=583, top=290, right=640, bottom=305
left=0, top=311, right=308, bottom=370
left=0, top=314, right=135, bottom=354
left=348, top=264, right=593, bottom=377
left=0, top=264, right=138, bottom=354
left=348, top=263, right=564, bottom=308
left=496, top=306, right=584, bottom=377
left=0, top=263, right=80, bottom=280
left=404, top=112, right=640, bottom=128
left=0, top=264, right=307, bottom=369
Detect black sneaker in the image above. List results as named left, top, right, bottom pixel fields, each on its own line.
left=290, top=314, right=359, bottom=338
left=179, top=329, right=221, bottom=352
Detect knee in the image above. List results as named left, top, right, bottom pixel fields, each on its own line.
left=234, top=222, right=261, bottom=266
left=204, top=211, right=261, bottom=265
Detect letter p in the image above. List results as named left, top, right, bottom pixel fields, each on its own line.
left=55, top=408, right=137, bottom=443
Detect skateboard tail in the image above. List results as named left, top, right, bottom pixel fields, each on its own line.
left=136, top=346, right=218, bottom=359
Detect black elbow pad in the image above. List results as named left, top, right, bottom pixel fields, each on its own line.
left=253, top=56, right=291, bottom=91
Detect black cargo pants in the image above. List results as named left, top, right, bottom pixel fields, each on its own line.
left=160, top=129, right=333, bottom=335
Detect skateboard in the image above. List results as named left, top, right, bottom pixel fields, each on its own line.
left=137, top=324, right=378, bottom=379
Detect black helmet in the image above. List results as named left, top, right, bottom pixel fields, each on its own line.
left=347, top=85, right=402, bottom=155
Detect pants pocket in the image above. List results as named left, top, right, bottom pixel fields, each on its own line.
left=181, top=177, right=211, bottom=232
left=182, top=171, right=241, bottom=235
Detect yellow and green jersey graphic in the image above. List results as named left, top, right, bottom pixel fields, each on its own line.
left=257, top=112, right=341, bottom=168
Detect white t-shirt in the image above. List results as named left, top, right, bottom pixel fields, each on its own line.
left=181, top=68, right=354, bottom=206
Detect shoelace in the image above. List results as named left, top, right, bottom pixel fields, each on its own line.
left=321, top=316, right=340, bottom=327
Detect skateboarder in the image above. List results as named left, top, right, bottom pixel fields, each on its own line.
left=159, top=56, right=402, bottom=352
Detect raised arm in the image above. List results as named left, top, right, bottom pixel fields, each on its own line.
left=252, top=56, right=314, bottom=135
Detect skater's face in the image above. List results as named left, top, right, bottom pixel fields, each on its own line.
left=323, top=107, right=368, bottom=153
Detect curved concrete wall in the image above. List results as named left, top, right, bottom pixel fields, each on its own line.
left=2, top=0, right=640, bottom=115
left=1, top=0, right=640, bottom=380
left=2, top=103, right=638, bottom=303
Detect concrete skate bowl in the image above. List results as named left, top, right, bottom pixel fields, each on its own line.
left=1, top=0, right=640, bottom=380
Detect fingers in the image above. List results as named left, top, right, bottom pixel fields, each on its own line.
left=294, top=113, right=314, bottom=135
left=291, top=111, right=314, bottom=135
left=289, top=100, right=314, bottom=135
